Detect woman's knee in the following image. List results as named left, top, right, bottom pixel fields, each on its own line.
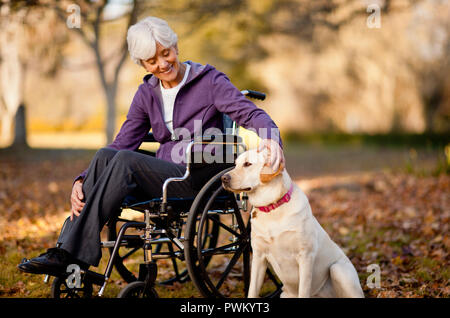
left=111, top=149, right=140, bottom=167
left=95, top=147, right=119, bottom=161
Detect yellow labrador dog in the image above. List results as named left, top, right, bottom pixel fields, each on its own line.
left=221, top=149, right=364, bottom=298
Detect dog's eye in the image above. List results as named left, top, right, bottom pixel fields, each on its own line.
left=243, top=162, right=252, bottom=167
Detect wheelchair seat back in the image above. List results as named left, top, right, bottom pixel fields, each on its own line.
left=187, top=113, right=241, bottom=191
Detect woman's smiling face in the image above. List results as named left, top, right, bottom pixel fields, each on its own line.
left=141, top=42, right=183, bottom=88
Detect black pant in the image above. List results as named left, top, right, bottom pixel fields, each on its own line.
left=57, top=148, right=196, bottom=266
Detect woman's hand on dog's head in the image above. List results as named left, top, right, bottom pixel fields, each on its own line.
left=257, top=138, right=285, bottom=173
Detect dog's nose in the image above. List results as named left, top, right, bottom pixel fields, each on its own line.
left=221, top=174, right=231, bottom=184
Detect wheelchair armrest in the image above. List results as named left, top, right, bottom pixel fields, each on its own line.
left=144, top=133, right=242, bottom=144
left=142, top=132, right=157, bottom=143
left=194, top=134, right=242, bottom=144
left=160, top=134, right=245, bottom=206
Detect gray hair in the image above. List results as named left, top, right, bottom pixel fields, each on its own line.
left=127, top=17, right=178, bottom=66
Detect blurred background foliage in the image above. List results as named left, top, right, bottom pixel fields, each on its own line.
left=0, top=0, right=449, bottom=148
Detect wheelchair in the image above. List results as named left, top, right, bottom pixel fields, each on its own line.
left=45, top=90, right=282, bottom=298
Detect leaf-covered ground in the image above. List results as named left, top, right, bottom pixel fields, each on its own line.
left=303, top=172, right=449, bottom=297
left=0, top=145, right=448, bottom=298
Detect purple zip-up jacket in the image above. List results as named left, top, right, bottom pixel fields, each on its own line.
left=76, top=61, right=282, bottom=181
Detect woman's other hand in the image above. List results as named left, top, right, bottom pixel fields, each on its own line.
left=71, top=179, right=85, bottom=221
left=257, top=138, right=285, bottom=173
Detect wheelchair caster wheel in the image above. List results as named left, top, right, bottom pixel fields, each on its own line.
left=51, top=276, right=93, bottom=298
left=117, top=281, right=159, bottom=298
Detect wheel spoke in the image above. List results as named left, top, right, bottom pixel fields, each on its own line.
left=207, top=214, right=242, bottom=238
left=201, top=241, right=241, bottom=256
left=120, top=247, right=141, bottom=260
left=215, top=244, right=245, bottom=290
left=167, top=242, right=181, bottom=278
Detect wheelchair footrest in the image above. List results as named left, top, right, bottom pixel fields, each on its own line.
left=82, top=269, right=106, bottom=286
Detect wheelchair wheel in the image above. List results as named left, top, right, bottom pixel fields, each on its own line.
left=51, top=276, right=93, bottom=298
left=185, top=167, right=251, bottom=298
left=117, top=281, right=159, bottom=298
left=185, top=167, right=283, bottom=298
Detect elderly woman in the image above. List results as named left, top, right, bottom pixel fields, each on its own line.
left=18, top=17, right=284, bottom=274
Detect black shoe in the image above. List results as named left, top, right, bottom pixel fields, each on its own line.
left=17, top=248, right=81, bottom=275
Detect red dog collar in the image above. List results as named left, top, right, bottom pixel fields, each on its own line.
left=256, top=183, right=294, bottom=213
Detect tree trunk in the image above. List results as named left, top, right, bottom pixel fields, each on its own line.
left=0, top=104, right=27, bottom=148
left=52, top=0, right=139, bottom=146
left=424, top=87, right=443, bottom=133
left=0, top=8, right=25, bottom=148
left=105, top=86, right=117, bottom=145
left=12, top=103, right=28, bottom=148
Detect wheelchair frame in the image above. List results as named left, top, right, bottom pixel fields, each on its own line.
left=100, top=138, right=247, bottom=297
left=45, top=90, right=282, bottom=298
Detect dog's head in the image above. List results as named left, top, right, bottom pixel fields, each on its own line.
left=221, top=148, right=284, bottom=193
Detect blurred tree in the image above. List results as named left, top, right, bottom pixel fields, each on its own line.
left=0, top=2, right=25, bottom=147
left=151, top=1, right=423, bottom=89
left=0, top=0, right=141, bottom=146
left=158, top=0, right=431, bottom=133
left=407, top=0, right=450, bottom=132
left=0, top=0, right=67, bottom=148
left=46, top=0, right=141, bottom=144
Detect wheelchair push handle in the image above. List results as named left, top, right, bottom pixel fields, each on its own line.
left=241, top=89, right=266, bottom=101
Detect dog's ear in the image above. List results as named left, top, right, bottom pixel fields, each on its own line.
left=260, top=161, right=285, bottom=183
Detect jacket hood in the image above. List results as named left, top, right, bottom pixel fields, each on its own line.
left=143, top=61, right=214, bottom=88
